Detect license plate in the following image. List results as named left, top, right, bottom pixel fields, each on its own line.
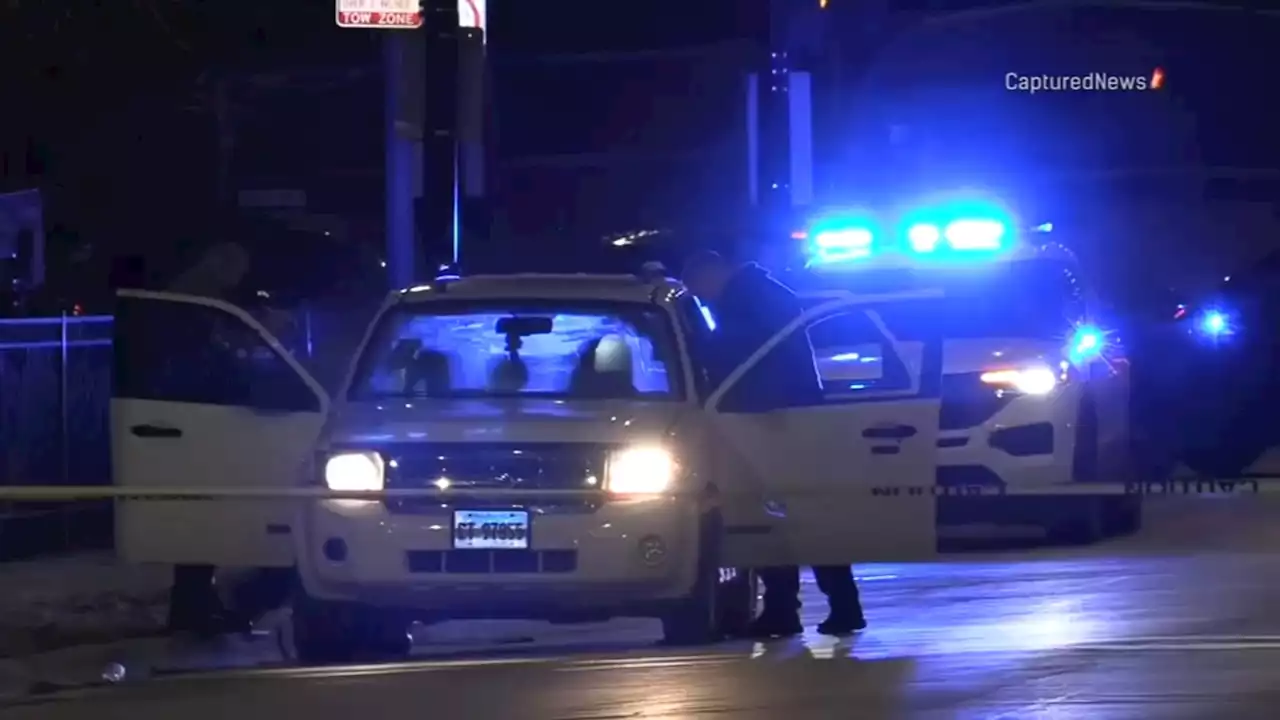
left=452, top=509, right=530, bottom=550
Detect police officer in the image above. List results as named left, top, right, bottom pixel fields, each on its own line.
left=682, top=250, right=867, bottom=637
left=164, top=243, right=292, bottom=635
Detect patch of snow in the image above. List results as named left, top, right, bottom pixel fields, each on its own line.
left=0, top=553, right=169, bottom=659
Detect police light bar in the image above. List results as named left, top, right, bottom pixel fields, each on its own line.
left=801, top=199, right=1019, bottom=267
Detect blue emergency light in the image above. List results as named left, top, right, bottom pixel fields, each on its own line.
left=804, top=200, right=1014, bottom=267
left=1198, top=309, right=1232, bottom=338
left=1068, top=325, right=1105, bottom=363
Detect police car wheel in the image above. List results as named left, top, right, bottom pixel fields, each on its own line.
left=659, top=513, right=723, bottom=646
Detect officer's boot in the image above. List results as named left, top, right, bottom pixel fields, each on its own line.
left=746, top=609, right=803, bottom=639
left=816, top=568, right=866, bottom=636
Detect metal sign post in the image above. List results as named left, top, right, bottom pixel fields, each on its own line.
left=419, top=0, right=461, bottom=270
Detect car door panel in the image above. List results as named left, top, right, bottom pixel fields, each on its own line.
left=710, top=294, right=943, bottom=567
left=113, top=290, right=329, bottom=568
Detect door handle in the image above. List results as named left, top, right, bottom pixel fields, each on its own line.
left=131, top=424, right=183, bottom=439
left=862, top=424, right=917, bottom=440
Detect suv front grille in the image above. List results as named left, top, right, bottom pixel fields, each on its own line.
left=356, top=442, right=613, bottom=513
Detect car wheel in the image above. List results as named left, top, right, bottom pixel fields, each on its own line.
left=290, top=595, right=411, bottom=665
left=660, top=513, right=723, bottom=646
left=1052, top=497, right=1105, bottom=545
left=1103, top=496, right=1143, bottom=537
left=715, top=568, right=759, bottom=639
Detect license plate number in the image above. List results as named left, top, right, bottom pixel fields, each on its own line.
left=452, top=510, right=530, bottom=550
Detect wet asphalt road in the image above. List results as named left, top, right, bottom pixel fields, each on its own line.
left=10, top=552, right=1280, bottom=719
left=8, top=496, right=1280, bottom=718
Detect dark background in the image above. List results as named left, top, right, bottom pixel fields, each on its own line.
left=2, top=0, right=1278, bottom=310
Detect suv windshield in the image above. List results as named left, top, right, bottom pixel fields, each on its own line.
left=348, top=300, right=683, bottom=401
left=804, top=260, right=1083, bottom=341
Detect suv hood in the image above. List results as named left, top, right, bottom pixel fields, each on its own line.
left=327, top=399, right=689, bottom=445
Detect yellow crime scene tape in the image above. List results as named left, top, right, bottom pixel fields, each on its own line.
left=0, top=479, right=1276, bottom=502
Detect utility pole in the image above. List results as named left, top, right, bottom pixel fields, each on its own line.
left=419, top=0, right=460, bottom=273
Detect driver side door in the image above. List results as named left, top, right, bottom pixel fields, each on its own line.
left=113, top=290, right=330, bottom=568
left=710, top=295, right=944, bottom=567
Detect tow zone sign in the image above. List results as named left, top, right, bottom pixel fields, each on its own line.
left=337, top=0, right=423, bottom=29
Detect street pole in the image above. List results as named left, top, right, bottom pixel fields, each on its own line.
left=420, top=0, right=460, bottom=273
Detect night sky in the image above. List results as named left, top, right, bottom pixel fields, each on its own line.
left=2, top=1, right=1277, bottom=303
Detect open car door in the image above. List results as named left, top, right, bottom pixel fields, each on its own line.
left=113, top=290, right=329, bottom=567
left=710, top=293, right=944, bottom=567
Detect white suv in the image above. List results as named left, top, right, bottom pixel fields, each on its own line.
left=112, top=273, right=947, bottom=662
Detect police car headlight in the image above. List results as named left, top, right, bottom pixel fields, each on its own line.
left=980, top=366, right=1058, bottom=395
left=605, top=446, right=678, bottom=495
left=324, top=452, right=385, bottom=492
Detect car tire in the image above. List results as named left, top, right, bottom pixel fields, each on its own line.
left=715, top=568, right=759, bottom=639
left=290, top=595, right=411, bottom=666
left=1104, top=496, right=1143, bottom=537
left=660, top=513, right=723, bottom=646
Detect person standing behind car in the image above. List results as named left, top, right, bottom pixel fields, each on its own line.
left=163, top=242, right=292, bottom=636
left=681, top=250, right=867, bottom=637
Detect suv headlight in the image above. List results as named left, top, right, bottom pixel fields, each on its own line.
left=605, top=446, right=678, bottom=495
left=980, top=365, right=1059, bottom=395
left=324, top=451, right=385, bottom=492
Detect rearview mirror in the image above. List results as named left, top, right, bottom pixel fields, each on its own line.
left=496, top=316, right=553, bottom=336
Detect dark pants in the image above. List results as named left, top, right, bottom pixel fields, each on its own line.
left=758, top=565, right=862, bottom=618
left=168, top=564, right=293, bottom=633
left=168, top=564, right=221, bottom=633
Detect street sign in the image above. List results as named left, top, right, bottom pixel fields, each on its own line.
left=336, top=0, right=423, bottom=29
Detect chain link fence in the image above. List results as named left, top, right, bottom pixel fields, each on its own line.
left=0, top=315, right=113, bottom=560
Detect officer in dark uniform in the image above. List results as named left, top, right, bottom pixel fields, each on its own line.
left=682, top=250, right=866, bottom=637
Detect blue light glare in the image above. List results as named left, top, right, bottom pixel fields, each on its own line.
left=1200, top=310, right=1230, bottom=337
left=906, top=224, right=941, bottom=252
left=694, top=296, right=717, bottom=331
left=805, top=200, right=1013, bottom=266
left=944, top=219, right=1006, bottom=250
left=810, top=226, right=874, bottom=264
left=1068, top=325, right=1104, bottom=362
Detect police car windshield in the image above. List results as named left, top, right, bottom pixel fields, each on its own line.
left=348, top=299, right=683, bottom=401
left=805, top=260, right=1082, bottom=340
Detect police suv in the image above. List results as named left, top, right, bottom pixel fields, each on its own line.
left=111, top=267, right=955, bottom=661
left=787, top=202, right=1140, bottom=539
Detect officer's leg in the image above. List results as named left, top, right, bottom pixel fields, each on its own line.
left=812, top=565, right=866, bottom=635
left=226, top=567, right=294, bottom=629
left=746, top=566, right=803, bottom=638
left=167, top=564, right=222, bottom=634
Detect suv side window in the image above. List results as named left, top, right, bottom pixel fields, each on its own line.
left=807, top=309, right=912, bottom=397
left=114, top=295, right=319, bottom=412
left=716, top=307, right=913, bottom=412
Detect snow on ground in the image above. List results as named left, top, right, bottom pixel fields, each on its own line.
left=0, top=553, right=169, bottom=659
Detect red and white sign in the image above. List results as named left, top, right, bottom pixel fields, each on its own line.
left=336, top=0, right=423, bottom=29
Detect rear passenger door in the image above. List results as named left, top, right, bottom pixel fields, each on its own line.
left=709, top=294, right=945, bottom=568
